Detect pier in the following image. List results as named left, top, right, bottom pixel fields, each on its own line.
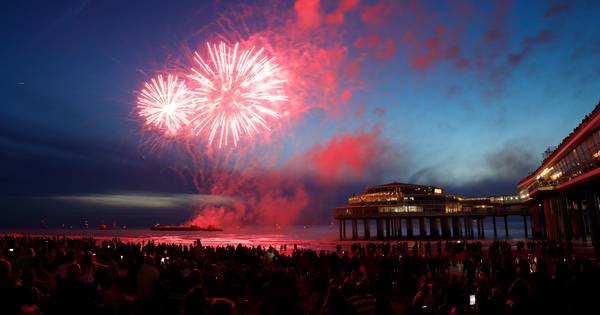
left=333, top=207, right=530, bottom=240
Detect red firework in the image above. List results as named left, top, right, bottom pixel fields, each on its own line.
left=137, top=74, right=195, bottom=135
left=188, top=42, right=287, bottom=148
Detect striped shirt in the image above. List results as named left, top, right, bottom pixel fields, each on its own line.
left=349, top=294, right=376, bottom=315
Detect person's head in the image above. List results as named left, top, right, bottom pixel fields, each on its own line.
left=187, top=269, right=203, bottom=287
left=25, top=247, right=35, bottom=258
left=144, top=255, right=154, bottom=265
left=21, top=269, right=36, bottom=288
left=450, top=306, right=464, bottom=315
left=355, top=280, right=370, bottom=296
left=210, top=298, right=235, bottom=315
left=0, top=258, right=12, bottom=285
left=95, top=269, right=112, bottom=289
left=183, top=286, right=209, bottom=315
left=66, top=263, right=82, bottom=281
left=65, top=249, right=77, bottom=263
left=325, top=285, right=345, bottom=306
left=81, top=251, right=94, bottom=267
left=374, top=298, right=396, bottom=315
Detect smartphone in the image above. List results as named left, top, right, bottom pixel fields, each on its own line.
left=469, top=294, right=476, bottom=306
left=9, top=248, right=14, bottom=252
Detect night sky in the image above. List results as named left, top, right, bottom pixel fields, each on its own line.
left=2, top=0, right=600, bottom=228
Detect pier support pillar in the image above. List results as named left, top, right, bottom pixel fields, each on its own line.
left=492, top=216, right=498, bottom=239
left=441, top=218, right=451, bottom=239
left=482, top=219, right=486, bottom=238
left=352, top=220, right=358, bottom=240
left=465, top=217, right=473, bottom=239
left=585, top=189, right=600, bottom=255
left=429, top=217, right=439, bottom=238
left=385, top=219, right=391, bottom=239
left=364, top=219, right=371, bottom=240
left=576, top=199, right=587, bottom=241
left=504, top=216, right=509, bottom=239
left=396, top=218, right=403, bottom=239
left=339, top=220, right=343, bottom=240
left=419, top=218, right=427, bottom=239
left=452, top=217, right=462, bottom=239
left=523, top=216, right=528, bottom=239
left=376, top=219, right=384, bottom=240
left=406, top=218, right=413, bottom=239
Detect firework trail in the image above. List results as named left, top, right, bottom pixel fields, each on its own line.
left=137, top=74, right=195, bottom=135
left=188, top=42, right=287, bottom=148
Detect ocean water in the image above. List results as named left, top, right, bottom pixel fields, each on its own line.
left=1, top=216, right=531, bottom=251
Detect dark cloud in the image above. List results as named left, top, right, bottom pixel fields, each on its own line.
left=507, top=30, right=553, bottom=66
left=408, top=141, right=538, bottom=197
left=544, top=2, right=570, bottom=18
left=485, top=143, right=538, bottom=181
left=52, top=191, right=236, bottom=209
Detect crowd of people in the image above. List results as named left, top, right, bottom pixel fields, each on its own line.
left=0, top=235, right=598, bottom=315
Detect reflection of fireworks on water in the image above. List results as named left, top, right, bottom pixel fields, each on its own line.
left=137, top=74, right=195, bottom=135
left=188, top=42, right=287, bottom=148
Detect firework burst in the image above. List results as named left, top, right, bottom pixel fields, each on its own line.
left=188, top=42, right=287, bottom=148
left=137, top=74, right=196, bottom=135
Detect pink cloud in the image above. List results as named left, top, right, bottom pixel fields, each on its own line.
left=326, top=0, right=360, bottom=25
left=290, top=127, right=400, bottom=183
left=375, top=39, right=397, bottom=59
left=325, top=12, right=344, bottom=25
left=339, top=0, right=360, bottom=12
left=354, top=34, right=382, bottom=48
left=354, top=35, right=396, bottom=60
left=361, top=0, right=389, bottom=26
left=295, top=0, right=321, bottom=29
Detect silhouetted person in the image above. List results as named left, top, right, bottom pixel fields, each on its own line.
left=14, top=269, right=41, bottom=313
left=182, top=286, right=209, bottom=315
left=319, top=286, right=356, bottom=315
left=209, top=298, right=235, bottom=315
left=0, top=258, right=18, bottom=314
left=349, top=280, right=376, bottom=315
left=137, top=255, right=159, bottom=298
left=374, top=298, right=397, bottom=315
left=48, top=263, right=98, bottom=315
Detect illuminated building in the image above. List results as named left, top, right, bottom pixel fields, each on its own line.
left=333, top=182, right=529, bottom=240
left=518, top=101, right=600, bottom=253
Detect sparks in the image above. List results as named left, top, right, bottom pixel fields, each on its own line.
left=137, top=74, right=195, bottom=135
left=188, top=42, right=287, bottom=148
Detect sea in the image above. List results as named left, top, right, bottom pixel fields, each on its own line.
left=1, top=216, right=531, bottom=252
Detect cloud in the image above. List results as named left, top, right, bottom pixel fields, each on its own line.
left=289, top=127, right=404, bottom=183
left=186, top=127, right=407, bottom=226
left=544, top=2, right=570, bottom=18
left=294, top=0, right=321, bottom=29
left=52, top=191, right=237, bottom=209
left=507, top=29, right=553, bottom=66
left=187, top=170, right=312, bottom=227
left=325, top=0, right=360, bottom=25
left=354, top=35, right=397, bottom=60
left=409, top=141, right=537, bottom=196
left=361, top=0, right=390, bottom=26
left=402, top=25, right=469, bottom=71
